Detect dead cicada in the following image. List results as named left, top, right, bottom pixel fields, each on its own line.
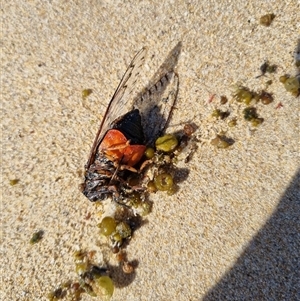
left=82, top=47, right=179, bottom=202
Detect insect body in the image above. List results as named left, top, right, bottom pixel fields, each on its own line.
left=99, top=109, right=146, bottom=167
left=83, top=109, right=146, bottom=202
left=82, top=48, right=178, bottom=202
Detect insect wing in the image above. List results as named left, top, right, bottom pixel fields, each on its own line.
left=86, top=47, right=147, bottom=168
left=134, top=71, right=179, bottom=146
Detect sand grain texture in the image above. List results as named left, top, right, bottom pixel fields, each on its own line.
left=1, top=1, right=299, bottom=300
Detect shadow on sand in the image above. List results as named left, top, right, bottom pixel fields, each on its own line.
left=203, top=169, right=300, bottom=301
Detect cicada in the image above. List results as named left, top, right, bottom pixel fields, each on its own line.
left=82, top=47, right=179, bottom=202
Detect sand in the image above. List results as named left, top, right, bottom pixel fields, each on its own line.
left=1, top=1, right=299, bottom=300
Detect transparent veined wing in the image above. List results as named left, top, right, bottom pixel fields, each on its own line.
left=86, top=47, right=147, bottom=168
left=134, top=71, right=179, bottom=146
